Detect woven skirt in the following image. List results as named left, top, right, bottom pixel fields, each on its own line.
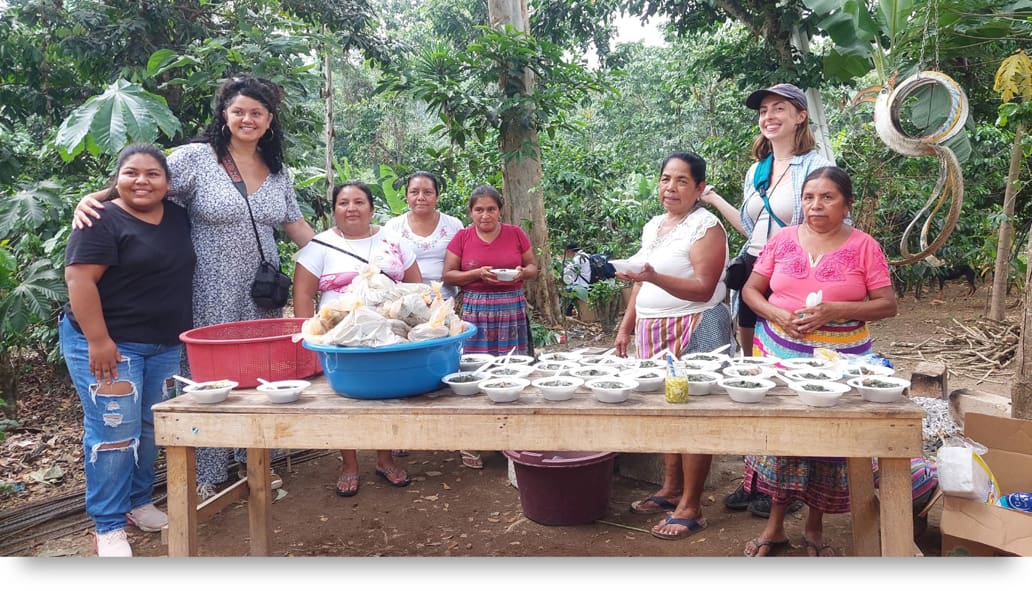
left=461, top=289, right=529, bottom=356
left=753, top=317, right=873, bottom=358
left=634, top=303, right=734, bottom=359
left=744, top=455, right=851, bottom=514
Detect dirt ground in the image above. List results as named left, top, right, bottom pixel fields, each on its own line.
left=1, top=281, right=1026, bottom=579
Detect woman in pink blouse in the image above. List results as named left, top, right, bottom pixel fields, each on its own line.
left=739, top=166, right=898, bottom=557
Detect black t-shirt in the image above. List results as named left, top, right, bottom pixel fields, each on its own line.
left=64, top=201, right=195, bottom=345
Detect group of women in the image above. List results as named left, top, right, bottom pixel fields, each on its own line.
left=64, top=74, right=907, bottom=558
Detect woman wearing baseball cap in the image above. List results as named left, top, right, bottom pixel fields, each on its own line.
left=700, top=83, right=833, bottom=351
left=698, top=83, right=834, bottom=520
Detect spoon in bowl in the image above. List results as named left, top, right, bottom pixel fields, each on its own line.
left=172, top=375, right=199, bottom=387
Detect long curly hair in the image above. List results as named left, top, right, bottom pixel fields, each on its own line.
left=202, top=75, right=286, bottom=174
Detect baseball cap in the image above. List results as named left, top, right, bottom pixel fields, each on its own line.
left=745, top=83, right=808, bottom=110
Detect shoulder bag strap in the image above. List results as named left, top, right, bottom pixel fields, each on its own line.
left=753, top=154, right=787, bottom=234
left=309, top=238, right=396, bottom=283
left=221, top=154, right=269, bottom=264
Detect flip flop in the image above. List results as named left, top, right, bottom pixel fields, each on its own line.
left=460, top=450, right=483, bottom=469
left=375, top=466, right=411, bottom=487
left=650, top=515, right=707, bottom=540
left=630, top=495, right=679, bottom=514
left=336, top=472, right=359, bottom=497
left=744, top=537, right=791, bottom=557
left=802, top=536, right=837, bottom=557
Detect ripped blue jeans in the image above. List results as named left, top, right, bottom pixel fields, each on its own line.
left=59, top=315, right=180, bottom=534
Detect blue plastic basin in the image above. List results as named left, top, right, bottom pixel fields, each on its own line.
left=302, top=323, right=477, bottom=399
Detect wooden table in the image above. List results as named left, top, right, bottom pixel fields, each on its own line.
left=153, top=378, right=923, bottom=557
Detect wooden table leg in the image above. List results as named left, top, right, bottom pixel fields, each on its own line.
left=246, top=448, right=272, bottom=556
left=165, top=446, right=198, bottom=557
left=847, top=457, right=880, bottom=556
left=878, top=456, right=914, bottom=556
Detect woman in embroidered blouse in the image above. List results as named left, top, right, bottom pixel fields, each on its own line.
left=384, top=172, right=465, bottom=299
left=738, top=166, right=897, bottom=557
left=294, top=181, right=421, bottom=497
left=613, top=151, right=735, bottom=541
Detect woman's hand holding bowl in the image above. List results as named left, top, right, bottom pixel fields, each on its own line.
left=615, top=262, right=654, bottom=282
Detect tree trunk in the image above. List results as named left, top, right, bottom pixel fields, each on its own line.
left=990, top=123, right=1024, bottom=321
left=322, top=29, right=336, bottom=212
left=791, top=27, right=836, bottom=164
left=0, top=350, right=17, bottom=420
left=487, top=0, right=562, bottom=328
left=1012, top=185, right=1032, bottom=419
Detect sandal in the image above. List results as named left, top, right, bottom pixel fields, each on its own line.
left=650, top=515, right=707, bottom=541
left=630, top=495, right=679, bottom=515
left=802, top=535, right=837, bottom=557
left=336, top=472, right=360, bottom=497
left=744, top=537, right=791, bottom=557
left=375, top=465, right=411, bottom=487
left=460, top=450, right=483, bottom=469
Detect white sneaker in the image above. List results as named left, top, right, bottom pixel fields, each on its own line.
left=126, top=503, right=167, bottom=532
left=95, top=529, right=133, bottom=557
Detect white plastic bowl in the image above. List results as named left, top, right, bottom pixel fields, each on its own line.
left=537, top=351, right=581, bottom=363
left=441, top=371, right=486, bottom=396
left=586, top=377, right=638, bottom=403
left=578, top=354, right=625, bottom=368
left=568, top=365, right=621, bottom=380
left=621, top=368, right=666, bottom=392
left=491, top=268, right=519, bottom=282
left=728, top=355, right=781, bottom=367
left=256, top=379, right=310, bottom=403
left=789, top=380, right=851, bottom=407
left=722, top=364, right=777, bottom=380
left=479, top=377, right=530, bottom=403
left=783, top=367, right=843, bottom=382
left=682, top=370, right=722, bottom=395
left=483, top=364, right=535, bottom=379
left=183, top=379, right=238, bottom=404
left=459, top=353, right=496, bottom=372
left=779, top=357, right=835, bottom=371
left=676, top=359, right=723, bottom=373
left=841, top=363, right=895, bottom=379
left=635, top=359, right=667, bottom=371
left=718, top=377, right=776, bottom=403
left=679, top=352, right=731, bottom=367
left=609, top=259, right=645, bottom=274
left=493, top=354, right=536, bottom=366
left=848, top=376, right=910, bottom=403
left=532, top=376, right=584, bottom=401
left=531, top=360, right=578, bottom=377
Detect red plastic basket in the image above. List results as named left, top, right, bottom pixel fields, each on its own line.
left=179, top=318, right=321, bottom=388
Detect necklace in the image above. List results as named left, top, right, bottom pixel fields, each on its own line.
left=334, top=226, right=375, bottom=262
left=774, top=156, right=794, bottom=161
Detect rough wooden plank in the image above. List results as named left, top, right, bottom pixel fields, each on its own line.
left=847, top=457, right=880, bottom=556
left=246, top=449, right=272, bottom=556
left=164, top=447, right=197, bottom=557
left=878, top=457, right=915, bottom=556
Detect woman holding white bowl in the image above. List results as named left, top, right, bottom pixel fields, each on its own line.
left=443, top=185, right=539, bottom=469
left=612, top=151, right=736, bottom=541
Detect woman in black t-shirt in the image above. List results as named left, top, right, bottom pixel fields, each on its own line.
left=59, top=144, right=195, bottom=557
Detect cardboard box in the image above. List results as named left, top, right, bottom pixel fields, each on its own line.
left=939, top=412, right=1032, bottom=556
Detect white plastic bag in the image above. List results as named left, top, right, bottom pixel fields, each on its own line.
left=936, top=436, right=1000, bottom=503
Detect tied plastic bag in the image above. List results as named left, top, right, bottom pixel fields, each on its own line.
left=937, top=436, right=1001, bottom=503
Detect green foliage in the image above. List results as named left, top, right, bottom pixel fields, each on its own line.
left=529, top=318, right=561, bottom=348
left=54, top=79, right=182, bottom=161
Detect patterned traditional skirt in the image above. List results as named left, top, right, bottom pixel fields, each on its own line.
left=753, top=317, right=873, bottom=358
left=634, top=303, right=735, bottom=358
left=461, top=289, right=529, bottom=356
left=744, top=455, right=851, bottom=514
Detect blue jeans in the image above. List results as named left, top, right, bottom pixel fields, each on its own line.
left=59, top=315, right=180, bottom=534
